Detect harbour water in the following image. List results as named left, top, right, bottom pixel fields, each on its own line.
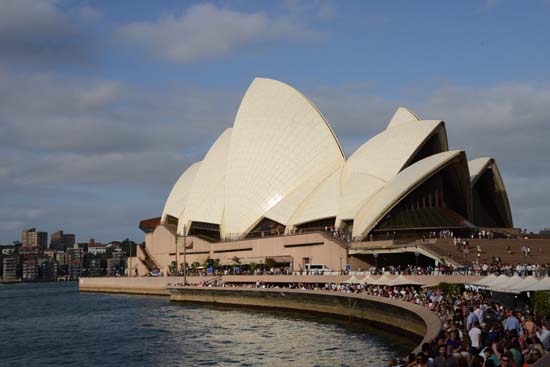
left=0, top=282, right=416, bottom=366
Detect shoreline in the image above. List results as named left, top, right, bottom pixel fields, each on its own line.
left=168, top=286, right=440, bottom=354
left=80, top=276, right=442, bottom=354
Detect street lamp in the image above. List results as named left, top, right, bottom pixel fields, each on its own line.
left=176, top=224, right=188, bottom=285
left=414, top=249, right=420, bottom=273
left=339, top=256, right=343, bottom=274
left=173, top=227, right=178, bottom=277
left=183, top=224, right=187, bottom=285
left=128, top=243, right=133, bottom=277
left=373, top=252, right=379, bottom=272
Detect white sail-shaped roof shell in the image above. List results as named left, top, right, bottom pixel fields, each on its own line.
left=352, top=150, right=467, bottom=237
left=161, top=161, right=201, bottom=223
left=337, top=118, right=448, bottom=224
left=469, top=157, right=493, bottom=184
left=178, top=128, right=232, bottom=234
left=157, top=78, right=513, bottom=245
left=468, top=157, right=513, bottom=227
left=287, top=167, right=342, bottom=226
left=386, top=107, right=420, bottom=129
left=263, top=165, right=343, bottom=226
left=222, top=78, right=345, bottom=237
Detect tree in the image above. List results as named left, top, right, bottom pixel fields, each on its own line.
left=532, top=291, right=550, bottom=320
left=431, top=282, right=461, bottom=295
left=264, top=257, right=277, bottom=269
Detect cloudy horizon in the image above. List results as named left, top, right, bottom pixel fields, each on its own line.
left=1, top=0, right=549, bottom=244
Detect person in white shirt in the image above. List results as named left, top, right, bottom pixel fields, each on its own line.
left=469, top=321, right=482, bottom=354
left=536, top=321, right=550, bottom=350
left=473, top=305, right=484, bottom=322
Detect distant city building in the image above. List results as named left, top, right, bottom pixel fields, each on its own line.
left=50, top=230, right=76, bottom=251
left=43, top=248, right=55, bottom=260
left=38, top=257, right=57, bottom=281
left=50, top=231, right=64, bottom=250
left=106, top=251, right=126, bottom=276
left=67, top=246, right=83, bottom=280
left=63, top=234, right=76, bottom=249
left=2, top=257, right=17, bottom=281
left=88, top=258, right=102, bottom=277
left=55, top=251, right=67, bottom=266
left=540, top=228, right=550, bottom=235
left=21, top=228, right=48, bottom=253
left=1, top=247, right=14, bottom=256
left=22, top=257, right=38, bottom=281
left=88, top=244, right=107, bottom=255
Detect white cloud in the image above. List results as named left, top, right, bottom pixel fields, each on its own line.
left=116, top=3, right=322, bottom=63
left=77, top=3, right=102, bottom=21
left=0, top=0, right=93, bottom=64
left=1, top=68, right=550, bottom=241
left=0, top=70, right=237, bottom=154
left=282, top=0, right=334, bottom=20
left=78, top=81, right=124, bottom=108
left=309, top=81, right=550, bottom=231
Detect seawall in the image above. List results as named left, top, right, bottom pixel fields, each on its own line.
left=79, top=276, right=215, bottom=296
left=169, top=287, right=441, bottom=354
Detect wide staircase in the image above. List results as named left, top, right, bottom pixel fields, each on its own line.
left=427, top=238, right=550, bottom=266
left=317, top=230, right=350, bottom=249
left=138, top=244, right=160, bottom=272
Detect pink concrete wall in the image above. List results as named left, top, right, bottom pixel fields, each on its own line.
left=145, top=230, right=349, bottom=274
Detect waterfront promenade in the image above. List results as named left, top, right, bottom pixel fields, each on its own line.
left=80, top=275, right=550, bottom=366
left=80, top=275, right=443, bottom=355
left=79, top=274, right=483, bottom=296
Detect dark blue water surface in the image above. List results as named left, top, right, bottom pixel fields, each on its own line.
left=0, top=282, right=416, bottom=366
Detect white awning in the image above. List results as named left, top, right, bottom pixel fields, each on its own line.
left=388, top=275, right=424, bottom=286
left=482, top=275, right=512, bottom=289
left=368, top=275, right=396, bottom=285
left=343, top=275, right=363, bottom=284
left=491, top=275, right=524, bottom=292
left=525, top=277, right=550, bottom=292
left=505, top=276, right=541, bottom=294
left=472, top=274, right=499, bottom=287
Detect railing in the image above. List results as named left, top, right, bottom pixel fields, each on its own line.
left=139, top=245, right=160, bottom=272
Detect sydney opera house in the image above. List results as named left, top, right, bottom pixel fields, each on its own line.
left=135, top=78, right=513, bottom=275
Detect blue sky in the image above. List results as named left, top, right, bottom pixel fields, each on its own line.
left=1, top=0, right=550, bottom=243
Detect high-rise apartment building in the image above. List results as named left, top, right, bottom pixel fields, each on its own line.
left=38, top=257, right=57, bottom=281
left=21, top=228, right=48, bottom=253
left=88, top=258, right=102, bottom=277
left=2, top=257, right=17, bottom=281
left=22, top=257, right=38, bottom=281
left=67, top=245, right=83, bottom=280
left=50, top=230, right=76, bottom=251
left=106, top=251, right=126, bottom=276
left=63, top=234, right=76, bottom=249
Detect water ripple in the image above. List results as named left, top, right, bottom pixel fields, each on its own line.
left=0, top=282, right=415, bottom=366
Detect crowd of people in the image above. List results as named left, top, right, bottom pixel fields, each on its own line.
left=213, top=280, right=549, bottom=366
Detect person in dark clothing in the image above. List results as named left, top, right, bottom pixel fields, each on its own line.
left=433, top=346, right=455, bottom=367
